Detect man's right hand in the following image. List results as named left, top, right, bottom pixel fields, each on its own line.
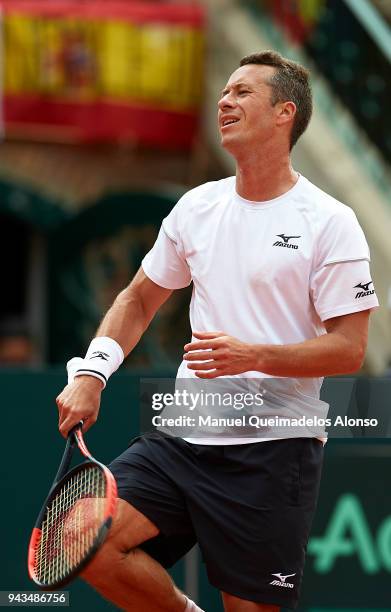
left=56, top=376, right=104, bottom=438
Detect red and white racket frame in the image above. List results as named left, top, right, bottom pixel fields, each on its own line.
left=28, top=424, right=117, bottom=589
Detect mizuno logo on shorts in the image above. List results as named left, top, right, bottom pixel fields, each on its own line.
left=354, top=281, right=374, bottom=299
left=273, top=234, right=301, bottom=249
left=270, top=572, right=296, bottom=588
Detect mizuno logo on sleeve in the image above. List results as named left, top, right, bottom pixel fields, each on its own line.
left=354, top=281, right=374, bottom=298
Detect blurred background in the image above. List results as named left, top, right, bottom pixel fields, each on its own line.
left=0, top=0, right=391, bottom=610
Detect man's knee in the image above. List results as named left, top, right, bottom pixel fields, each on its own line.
left=81, top=543, right=139, bottom=587
left=105, top=498, right=159, bottom=551
left=78, top=498, right=159, bottom=581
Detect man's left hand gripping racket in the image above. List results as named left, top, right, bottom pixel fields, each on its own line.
left=28, top=422, right=117, bottom=590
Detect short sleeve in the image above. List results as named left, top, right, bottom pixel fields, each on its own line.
left=142, top=202, right=192, bottom=289
left=310, top=205, right=379, bottom=320
left=316, top=205, right=370, bottom=266
left=310, top=259, right=379, bottom=321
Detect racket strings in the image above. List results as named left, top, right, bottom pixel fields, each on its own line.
left=35, top=465, right=107, bottom=585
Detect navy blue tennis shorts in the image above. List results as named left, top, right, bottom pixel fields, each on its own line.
left=108, top=433, right=323, bottom=609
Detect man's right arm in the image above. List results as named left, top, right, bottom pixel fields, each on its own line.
left=56, top=267, right=173, bottom=436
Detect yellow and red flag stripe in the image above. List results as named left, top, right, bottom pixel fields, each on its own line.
left=2, top=1, right=205, bottom=148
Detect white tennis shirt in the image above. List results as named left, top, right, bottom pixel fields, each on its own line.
left=142, top=175, right=379, bottom=443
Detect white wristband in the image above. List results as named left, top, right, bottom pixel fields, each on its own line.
left=67, top=357, right=84, bottom=385
left=71, top=337, right=124, bottom=389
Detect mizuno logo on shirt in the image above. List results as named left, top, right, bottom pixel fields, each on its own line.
left=354, top=281, right=374, bottom=299
left=270, top=572, right=296, bottom=588
left=273, top=234, right=301, bottom=249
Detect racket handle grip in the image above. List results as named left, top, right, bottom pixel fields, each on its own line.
left=68, top=420, right=84, bottom=437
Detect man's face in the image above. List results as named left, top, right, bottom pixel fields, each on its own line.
left=218, top=64, right=280, bottom=154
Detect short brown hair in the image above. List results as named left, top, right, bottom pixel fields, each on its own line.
left=240, top=50, right=312, bottom=148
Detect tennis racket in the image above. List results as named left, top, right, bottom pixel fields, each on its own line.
left=28, top=422, right=117, bottom=590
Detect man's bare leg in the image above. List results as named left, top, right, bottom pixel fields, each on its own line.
left=80, top=499, right=188, bottom=611
left=222, top=592, right=279, bottom=612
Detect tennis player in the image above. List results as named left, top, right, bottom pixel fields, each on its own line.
left=57, top=51, right=379, bottom=611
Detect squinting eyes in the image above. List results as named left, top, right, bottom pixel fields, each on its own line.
left=220, top=90, right=250, bottom=98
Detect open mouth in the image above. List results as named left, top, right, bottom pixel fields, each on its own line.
left=221, top=118, right=240, bottom=129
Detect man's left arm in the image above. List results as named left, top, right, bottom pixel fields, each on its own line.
left=183, top=310, right=370, bottom=378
